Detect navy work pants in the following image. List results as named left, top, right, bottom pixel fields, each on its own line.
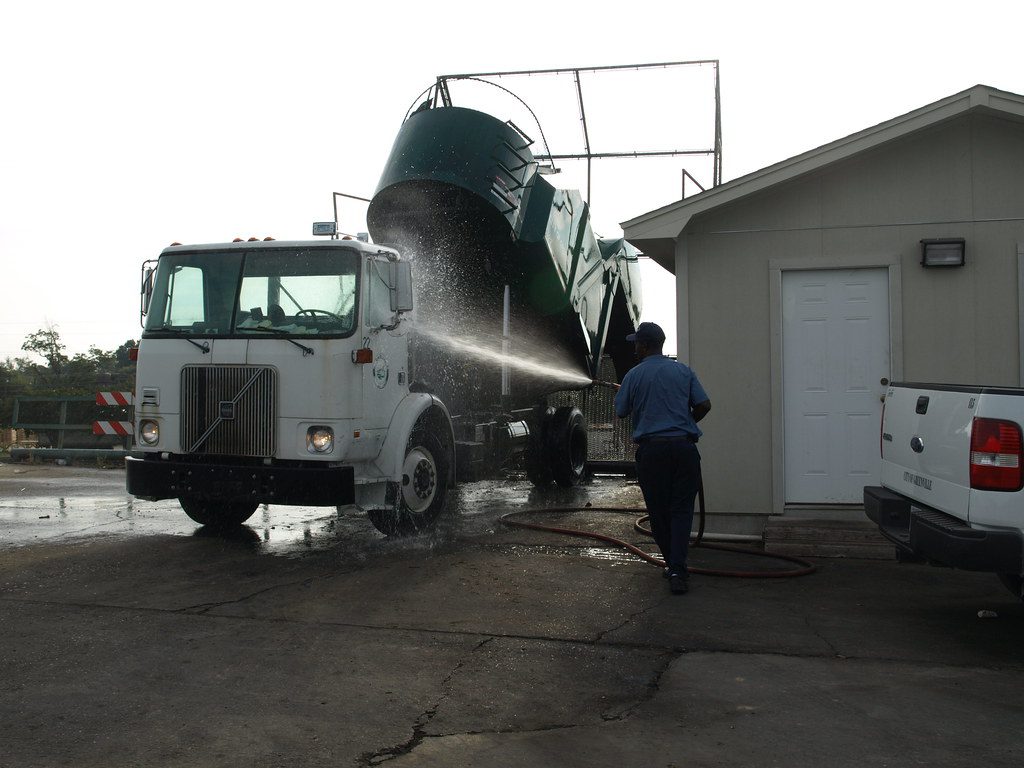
left=635, top=439, right=701, bottom=576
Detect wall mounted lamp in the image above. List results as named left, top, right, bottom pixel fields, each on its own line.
left=920, top=238, right=965, bottom=267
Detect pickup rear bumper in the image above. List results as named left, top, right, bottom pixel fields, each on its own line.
left=127, top=455, right=355, bottom=506
left=864, top=486, right=1022, bottom=573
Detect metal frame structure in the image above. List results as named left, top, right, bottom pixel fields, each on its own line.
left=431, top=60, right=722, bottom=203
left=12, top=395, right=107, bottom=449
left=328, top=191, right=373, bottom=239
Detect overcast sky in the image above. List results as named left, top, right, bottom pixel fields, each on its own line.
left=2, top=0, right=1022, bottom=361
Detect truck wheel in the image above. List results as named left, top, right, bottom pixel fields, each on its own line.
left=179, top=497, right=258, bottom=528
left=524, top=406, right=554, bottom=486
left=998, top=573, right=1024, bottom=601
left=548, top=406, right=587, bottom=487
left=368, top=428, right=450, bottom=536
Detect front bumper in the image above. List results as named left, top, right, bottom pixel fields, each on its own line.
left=864, top=485, right=1022, bottom=573
left=127, top=455, right=355, bottom=506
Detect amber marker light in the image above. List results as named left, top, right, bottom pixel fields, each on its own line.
left=351, top=348, right=373, bottom=364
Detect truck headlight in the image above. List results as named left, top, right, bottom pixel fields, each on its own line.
left=139, top=419, right=159, bottom=446
left=306, top=426, right=334, bottom=454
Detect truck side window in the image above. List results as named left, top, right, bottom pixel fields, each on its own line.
left=366, top=260, right=394, bottom=328
left=164, top=266, right=205, bottom=327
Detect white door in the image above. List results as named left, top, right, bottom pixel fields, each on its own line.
left=782, top=268, right=890, bottom=503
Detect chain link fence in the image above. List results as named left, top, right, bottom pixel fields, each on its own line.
left=549, top=356, right=635, bottom=470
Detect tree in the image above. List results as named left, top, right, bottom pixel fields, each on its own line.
left=21, top=326, right=68, bottom=374
left=2, top=328, right=138, bottom=430
left=0, top=357, right=32, bottom=431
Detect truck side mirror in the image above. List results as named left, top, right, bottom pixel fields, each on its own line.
left=140, top=260, right=157, bottom=323
left=390, top=261, right=413, bottom=312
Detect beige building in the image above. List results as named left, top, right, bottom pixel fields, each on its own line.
left=623, top=85, right=1024, bottom=533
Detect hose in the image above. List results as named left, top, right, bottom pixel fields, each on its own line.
left=499, top=472, right=817, bottom=579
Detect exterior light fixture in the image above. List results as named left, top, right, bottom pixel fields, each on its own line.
left=139, top=420, right=160, bottom=446
left=306, top=426, right=334, bottom=454
left=921, top=238, right=965, bottom=267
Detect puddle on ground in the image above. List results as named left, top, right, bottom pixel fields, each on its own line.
left=490, top=542, right=658, bottom=567
left=579, top=546, right=660, bottom=566
left=0, top=467, right=647, bottom=558
left=0, top=494, right=379, bottom=556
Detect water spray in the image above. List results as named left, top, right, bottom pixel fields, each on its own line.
left=416, top=325, right=593, bottom=388
left=418, top=322, right=622, bottom=392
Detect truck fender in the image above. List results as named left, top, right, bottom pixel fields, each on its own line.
left=374, top=393, right=455, bottom=486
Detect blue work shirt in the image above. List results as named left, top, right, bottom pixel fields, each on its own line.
left=614, top=355, right=709, bottom=441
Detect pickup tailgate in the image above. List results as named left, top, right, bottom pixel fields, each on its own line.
left=880, top=384, right=977, bottom=520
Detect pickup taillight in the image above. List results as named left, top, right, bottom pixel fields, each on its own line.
left=970, top=417, right=1024, bottom=492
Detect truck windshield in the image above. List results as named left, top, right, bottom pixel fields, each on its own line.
left=143, top=247, right=360, bottom=338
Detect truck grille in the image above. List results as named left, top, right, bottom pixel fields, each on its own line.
left=181, top=366, right=276, bottom=457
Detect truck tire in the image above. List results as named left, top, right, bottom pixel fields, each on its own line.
left=524, top=406, right=554, bottom=486
left=548, top=406, right=587, bottom=487
left=179, top=497, right=258, bottom=528
left=368, top=427, right=450, bottom=536
left=998, top=573, right=1024, bottom=601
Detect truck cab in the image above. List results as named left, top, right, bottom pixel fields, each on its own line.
left=126, top=238, right=455, bottom=534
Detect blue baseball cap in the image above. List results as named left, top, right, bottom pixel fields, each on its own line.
left=626, top=322, right=666, bottom=344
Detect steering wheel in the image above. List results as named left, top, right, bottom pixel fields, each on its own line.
left=295, top=309, right=344, bottom=321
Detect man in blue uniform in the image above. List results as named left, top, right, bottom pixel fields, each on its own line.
left=614, top=322, right=711, bottom=595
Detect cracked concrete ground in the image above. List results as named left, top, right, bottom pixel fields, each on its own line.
left=1, top=461, right=1023, bottom=767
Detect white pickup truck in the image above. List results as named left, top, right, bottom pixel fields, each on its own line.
left=864, top=382, right=1024, bottom=600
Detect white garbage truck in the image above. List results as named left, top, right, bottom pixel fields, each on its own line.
left=126, top=103, right=643, bottom=533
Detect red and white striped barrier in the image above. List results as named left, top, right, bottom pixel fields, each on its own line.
left=96, top=391, right=134, bottom=406
left=93, top=420, right=133, bottom=436
left=94, top=392, right=135, bottom=437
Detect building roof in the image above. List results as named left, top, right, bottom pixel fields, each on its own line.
left=623, top=85, right=1024, bottom=272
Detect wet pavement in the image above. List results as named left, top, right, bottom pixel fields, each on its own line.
left=0, top=461, right=644, bottom=555
left=1, top=459, right=1023, bottom=767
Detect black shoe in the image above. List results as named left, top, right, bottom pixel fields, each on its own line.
left=669, top=573, right=689, bottom=595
